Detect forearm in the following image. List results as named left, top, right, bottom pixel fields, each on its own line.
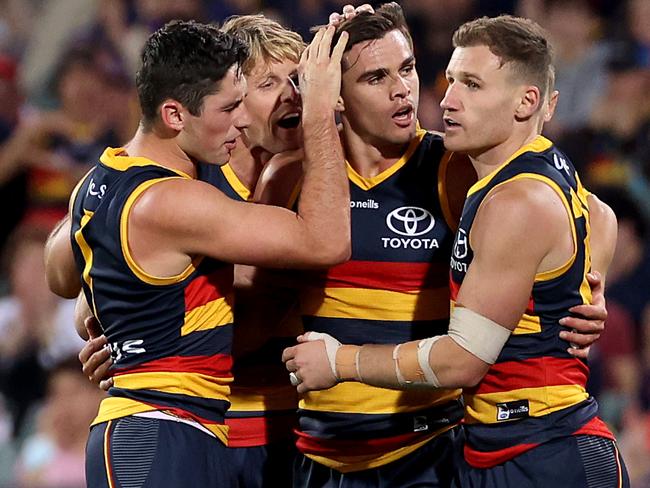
left=298, top=110, right=350, bottom=262
left=44, top=216, right=81, bottom=298
left=346, top=336, right=485, bottom=390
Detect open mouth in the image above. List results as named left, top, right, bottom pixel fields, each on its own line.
left=443, top=117, right=461, bottom=129
left=277, top=112, right=301, bottom=129
left=392, top=105, right=414, bottom=124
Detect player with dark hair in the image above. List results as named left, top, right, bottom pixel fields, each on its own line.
left=285, top=14, right=629, bottom=487
left=46, top=19, right=350, bottom=487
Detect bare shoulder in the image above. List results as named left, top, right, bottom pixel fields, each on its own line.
left=129, top=177, right=230, bottom=232
left=480, top=178, right=568, bottom=229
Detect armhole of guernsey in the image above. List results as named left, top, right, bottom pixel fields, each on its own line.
left=481, top=173, right=578, bottom=282
left=120, top=177, right=198, bottom=286
left=221, top=163, right=252, bottom=201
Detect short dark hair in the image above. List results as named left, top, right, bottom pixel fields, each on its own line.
left=136, top=20, right=248, bottom=128
left=453, top=15, right=555, bottom=101
left=327, top=2, right=413, bottom=68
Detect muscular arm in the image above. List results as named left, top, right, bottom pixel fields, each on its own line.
left=44, top=215, right=81, bottom=298
left=128, top=28, right=351, bottom=273
left=586, top=193, right=617, bottom=282
left=285, top=180, right=575, bottom=392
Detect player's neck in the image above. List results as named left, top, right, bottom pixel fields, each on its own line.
left=341, top=124, right=410, bottom=179
left=229, top=139, right=264, bottom=192
left=469, top=124, right=541, bottom=180
left=125, top=125, right=197, bottom=178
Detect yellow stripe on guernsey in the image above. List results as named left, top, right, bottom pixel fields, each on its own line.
left=229, top=384, right=298, bottom=412
left=120, top=178, right=198, bottom=286
left=347, top=129, right=427, bottom=190
left=103, top=420, right=115, bottom=488
left=301, top=381, right=459, bottom=414
left=74, top=209, right=101, bottom=317
left=93, top=397, right=229, bottom=444
left=307, top=434, right=442, bottom=472
left=301, top=287, right=450, bottom=322
left=101, top=147, right=193, bottom=179
left=221, top=163, right=252, bottom=201
left=464, top=384, right=589, bottom=425
left=182, top=294, right=234, bottom=336
left=467, top=136, right=553, bottom=196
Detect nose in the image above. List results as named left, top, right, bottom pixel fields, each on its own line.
left=234, top=102, right=251, bottom=130
left=281, top=74, right=301, bottom=104
left=440, top=83, right=457, bottom=112
left=391, top=75, right=410, bottom=100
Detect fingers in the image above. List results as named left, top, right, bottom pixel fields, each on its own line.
left=331, top=31, right=349, bottom=65
left=316, top=25, right=336, bottom=62
left=587, top=271, right=602, bottom=286
left=560, top=315, right=605, bottom=334
left=78, top=335, right=107, bottom=364
left=84, top=316, right=103, bottom=340
left=81, top=347, right=113, bottom=386
left=567, top=345, right=591, bottom=359
left=329, top=12, right=342, bottom=25
left=560, top=330, right=600, bottom=348
left=99, top=378, right=114, bottom=392
left=281, top=345, right=296, bottom=363
left=285, top=359, right=297, bottom=372
left=566, top=303, right=607, bottom=321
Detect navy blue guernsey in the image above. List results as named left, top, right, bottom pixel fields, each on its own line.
left=449, top=136, right=615, bottom=467
left=297, top=129, right=466, bottom=472
left=70, top=147, right=234, bottom=443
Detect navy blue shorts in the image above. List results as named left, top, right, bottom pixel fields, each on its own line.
left=86, top=416, right=233, bottom=487
left=293, top=426, right=464, bottom=488
left=228, top=440, right=296, bottom=487
left=455, top=435, right=630, bottom=488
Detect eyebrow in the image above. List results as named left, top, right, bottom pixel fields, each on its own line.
left=357, top=55, right=416, bottom=82
left=446, top=69, right=483, bottom=82
left=220, top=97, right=244, bottom=110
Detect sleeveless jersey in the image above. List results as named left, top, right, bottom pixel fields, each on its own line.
left=449, top=136, right=614, bottom=468
left=297, top=129, right=465, bottom=472
left=199, top=161, right=300, bottom=447
left=70, top=148, right=234, bottom=444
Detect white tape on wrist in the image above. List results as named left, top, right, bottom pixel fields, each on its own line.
left=302, top=331, right=342, bottom=378
left=392, top=336, right=443, bottom=387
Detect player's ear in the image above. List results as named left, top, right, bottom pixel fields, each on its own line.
left=515, top=85, right=541, bottom=120
left=160, top=100, right=185, bottom=131
left=335, top=95, right=345, bottom=113
left=544, top=90, right=559, bottom=122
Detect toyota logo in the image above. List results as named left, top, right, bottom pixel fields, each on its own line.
left=386, top=207, right=435, bottom=236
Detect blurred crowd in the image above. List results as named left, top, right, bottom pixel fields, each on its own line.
left=0, top=0, right=648, bottom=486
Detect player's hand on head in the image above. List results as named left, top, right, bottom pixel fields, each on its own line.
left=299, top=26, right=348, bottom=113
left=328, top=4, right=374, bottom=26
left=558, top=272, right=606, bottom=358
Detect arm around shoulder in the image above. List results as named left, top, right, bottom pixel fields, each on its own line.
left=44, top=215, right=81, bottom=298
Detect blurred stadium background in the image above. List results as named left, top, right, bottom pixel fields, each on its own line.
left=0, top=0, right=648, bottom=486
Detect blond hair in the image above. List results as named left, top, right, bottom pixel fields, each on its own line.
left=221, top=15, right=305, bottom=75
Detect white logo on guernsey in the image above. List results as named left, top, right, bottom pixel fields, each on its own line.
left=350, top=198, right=379, bottom=209
left=87, top=178, right=107, bottom=199
left=553, top=153, right=570, bottom=174
left=450, top=228, right=468, bottom=273
left=382, top=206, right=438, bottom=249
left=110, top=339, right=146, bottom=363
